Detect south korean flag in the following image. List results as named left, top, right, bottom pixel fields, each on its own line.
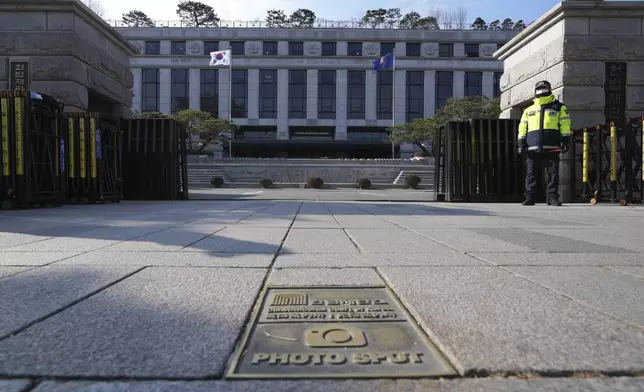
left=209, top=50, right=231, bottom=66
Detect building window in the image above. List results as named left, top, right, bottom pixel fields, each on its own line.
left=347, top=42, right=363, bottom=56
left=170, top=69, right=188, bottom=113
left=231, top=69, right=248, bottom=118
left=145, top=41, right=160, bottom=55
left=465, top=44, right=479, bottom=57
left=494, top=72, right=502, bottom=98
left=171, top=41, right=186, bottom=55
left=321, top=42, right=336, bottom=56
left=200, top=69, right=218, bottom=116
left=380, top=42, right=395, bottom=56
left=406, top=71, right=424, bottom=123
left=439, top=43, right=453, bottom=57
left=288, top=70, right=307, bottom=119
left=436, top=71, right=453, bottom=110
left=141, top=69, right=159, bottom=112
left=289, top=42, right=304, bottom=56
left=230, top=41, right=245, bottom=56
left=318, top=70, right=336, bottom=119
left=347, top=70, right=365, bottom=119
left=406, top=43, right=421, bottom=57
left=203, top=41, right=219, bottom=55
left=376, top=72, right=393, bottom=120
left=263, top=41, right=277, bottom=55
left=465, top=71, right=483, bottom=97
left=259, top=69, right=277, bottom=119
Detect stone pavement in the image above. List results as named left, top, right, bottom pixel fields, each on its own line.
left=0, top=200, right=643, bottom=392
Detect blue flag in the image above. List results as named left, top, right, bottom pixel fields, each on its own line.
left=373, top=52, right=394, bottom=71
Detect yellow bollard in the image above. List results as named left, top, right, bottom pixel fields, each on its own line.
left=13, top=91, right=24, bottom=176
left=610, top=122, right=617, bottom=202
left=1, top=91, right=9, bottom=178
left=582, top=128, right=589, bottom=200
left=79, top=113, right=86, bottom=180
left=89, top=114, right=97, bottom=180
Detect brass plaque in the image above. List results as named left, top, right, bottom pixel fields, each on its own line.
left=226, top=286, right=457, bottom=379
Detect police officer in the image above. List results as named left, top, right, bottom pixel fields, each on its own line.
left=517, top=81, right=571, bottom=206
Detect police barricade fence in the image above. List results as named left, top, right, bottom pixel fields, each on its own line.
left=121, top=118, right=189, bottom=200
left=64, top=112, right=123, bottom=204
left=1, top=90, right=66, bottom=210
left=573, top=116, right=643, bottom=205
left=434, top=119, right=525, bottom=202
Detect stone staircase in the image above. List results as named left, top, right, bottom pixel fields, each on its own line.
left=393, top=170, right=436, bottom=188
left=189, top=167, right=232, bottom=185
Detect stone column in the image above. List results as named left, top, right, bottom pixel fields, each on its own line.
left=277, top=68, right=289, bottom=139
left=131, top=68, right=142, bottom=113
left=366, top=70, right=377, bottom=120
left=220, top=41, right=230, bottom=50
left=394, top=42, right=405, bottom=56
left=394, top=70, right=406, bottom=125
left=482, top=72, right=494, bottom=99
left=454, top=43, right=465, bottom=57
left=278, top=41, right=289, bottom=56
left=218, top=67, right=231, bottom=118
left=307, top=69, right=318, bottom=119
left=336, top=69, right=348, bottom=140
left=159, top=68, right=171, bottom=114
left=160, top=41, right=171, bottom=55
left=248, top=69, right=259, bottom=119
left=337, top=42, right=348, bottom=56
left=453, top=71, right=465, bottom=98
left=189, top=68, right=200, bottom=110
left=424, top=70, right=436, bottom=118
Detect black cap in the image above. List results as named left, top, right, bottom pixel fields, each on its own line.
left=535, top=80, right=551, bottom=90
left=534, top=80, right=552, bottom=97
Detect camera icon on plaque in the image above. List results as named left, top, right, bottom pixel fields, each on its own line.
left=304, top=325, right=367, bottom=348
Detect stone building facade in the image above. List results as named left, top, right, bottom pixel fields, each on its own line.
left=0, top=0, right=137, bottom=115
left=117, top=26, right=517, bottom=156
left=495, top=0, right=644, bottom=128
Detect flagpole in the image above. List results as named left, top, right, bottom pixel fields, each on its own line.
left=228, top=55, right=232, bottom=158
left=391, top=49, right=396, bottom=159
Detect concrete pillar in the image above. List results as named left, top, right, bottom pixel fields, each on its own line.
left=337, top=41, right=348, bottom=56
left=424, top=70, right=436, bottom=118
left=453, top=71, right=465, bottom=98
left=278, top=41, right=289, bottom=56
left=307, top=69, right=318, bottom=119
left=336, top=69, right=348, bottom=140
left=160, top=41, right=171, bottom=55
left=277, top=68, right=289, bottom=139
left=189, top=68, right=200, bottom=110
left=482, top=72, right=494, bottom=99
left=220, top=41, right=230, bottom=50
left=248, top=69, right=259, bottom=119
left=131, top=68, right=142, bottom=113
left=394, top=70, right=406, bottom=125
left=159, top=68, right=171, bottom=114
left=218, top=67, right=231, bottom=118
left=394, top=42, right=405, bottom=56
left=366, top=70, right=377, bottom=120
left=454, top=43, right=465, bottom=57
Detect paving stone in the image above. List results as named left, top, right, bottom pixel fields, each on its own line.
left=0, top=232, right=50, bottom=249
left=0, top=267, right=33, bottom=279
left=52, top=251, right=274, bottom=268
left=379, top=266, right=644, bottom=373
left=414, top=229, right=535, bottom=252
left=0, top=252, right=81, bottom=266
left=0, top=379, right=32, bottom=392
left=183, top=227, right=287, bottom=253
left=528, top=228, right=644, bottom=252
left=471, top=228, right=631, bottom=253
left=605, top=266, right=644, bottom=279
left=274, top=253, right=486, bottom=268
left=470, top=252, right=644, bottom=266
left=267, top=267, right=382, bottom=286
left=280, top=229, right=359, bottom=254
left=507, top=266, right=644, bottom=327
left=345, top=229, right=457, bottom=254
left=103, top=225, right=225, bottom=251
left=0, top=265, right=141, bottom=338
left=29, top=377, right=644, bottom=391
left=0, top=267, right=267, bottom=378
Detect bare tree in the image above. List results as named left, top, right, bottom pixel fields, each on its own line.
left=453, top=5, right=468, bottom=29
left=428, top=6, right=444, bottom=28
left=83, top=0, right=106, bottom=18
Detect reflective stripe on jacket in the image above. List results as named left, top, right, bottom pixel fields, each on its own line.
left=518, top=94, right=571, bottom=151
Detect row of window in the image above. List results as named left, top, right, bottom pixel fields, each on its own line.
left=146, top=40, right=489, bottom=58
left=141, top=69, right=502, bottom=121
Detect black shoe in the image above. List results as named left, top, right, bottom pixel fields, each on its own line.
left=522, top=199, right=535, bottom=206
left=548, top=197, right=562, bottom=206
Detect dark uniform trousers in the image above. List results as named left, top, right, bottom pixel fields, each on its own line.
left=525, top=151, right=560, bottom=199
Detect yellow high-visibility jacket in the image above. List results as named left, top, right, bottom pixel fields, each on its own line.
left=518, top=94, right=571, bottom=151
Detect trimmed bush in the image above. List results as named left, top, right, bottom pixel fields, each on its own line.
left=259, top=178, right=273, bottom=188
left=211, top=176, right=224, bottom=188
left=307, top=177, right=324, bottom=189
left=356, top=178, right=372, bottom=189
left=413, top=151, right=432, bottom=157
left=405, top=174, right=421, bottom=189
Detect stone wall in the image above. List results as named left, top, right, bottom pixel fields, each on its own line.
left=495, top=0, right=644, bottom=128
left=0, top=0, right=138, bottom=115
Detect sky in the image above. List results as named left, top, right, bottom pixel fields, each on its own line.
left=98, top=0, right=561, bottom=25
